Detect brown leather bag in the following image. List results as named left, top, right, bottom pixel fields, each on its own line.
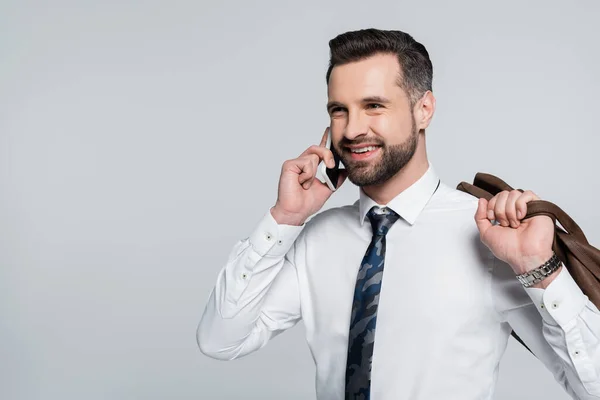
left=457, top=172, right=600, bottom=353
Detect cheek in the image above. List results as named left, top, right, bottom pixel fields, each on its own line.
left=369, top=115, right=390, bottom=131
left=370, top=113, right=414, bottom=143
left=329, top=117, right=347, bottom=137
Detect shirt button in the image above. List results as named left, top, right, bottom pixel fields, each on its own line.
left=552, top=302, right=559, bottom=309
left=265, top=233, right=273, bottom=241
left=277, top=239, right=283, bottom=245
left=241, top=273, right=248, bottom=279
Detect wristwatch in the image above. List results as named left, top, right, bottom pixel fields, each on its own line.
left=516, top=253, right=562, bottom=288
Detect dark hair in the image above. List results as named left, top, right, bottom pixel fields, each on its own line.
left=325, top=28, right=433, bottom=105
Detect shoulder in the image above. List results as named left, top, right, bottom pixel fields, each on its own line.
left=290, top=201, right=361, bottom=242
left=288, top=202, right=360, bottom=254
left=305, top=202, right=360, bottom=230
left=417, top=182, right=482, bottom=234
left=429, top=182, right=480, bottom=212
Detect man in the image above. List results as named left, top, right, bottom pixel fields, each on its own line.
left=197, top=29, right=600, bottom=399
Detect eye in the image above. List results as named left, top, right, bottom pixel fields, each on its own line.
left=366, top=103, right=383, bottom=109
left=330, top=107, right=346, bottom=115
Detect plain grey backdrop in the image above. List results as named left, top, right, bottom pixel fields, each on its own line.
left=1, top=0, right=599, bottom=399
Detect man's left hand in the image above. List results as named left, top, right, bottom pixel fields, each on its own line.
left=475, top=190, right=557, bottom=281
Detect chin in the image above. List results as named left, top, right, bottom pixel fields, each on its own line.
left=346, top=168, right=381, bottom=187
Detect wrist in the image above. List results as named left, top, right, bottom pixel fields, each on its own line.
left=515, top=252, right=562, bottom=289
left=529, top=265, right=562, bottom=289
left=511, top=249, right=555, bottom=275
left=270, top=206, right=306, bottom=226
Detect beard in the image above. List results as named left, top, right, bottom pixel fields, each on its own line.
left=338, top=118, right=419, bottom=187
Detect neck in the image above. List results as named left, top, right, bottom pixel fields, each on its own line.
left=362, top=134, right=429, bottom=205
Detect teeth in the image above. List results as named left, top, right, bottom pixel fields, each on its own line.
left=351, top=146, right=376, bottom=154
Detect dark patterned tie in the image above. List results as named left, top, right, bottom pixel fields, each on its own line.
left=345, top=206, right=400, bottom=399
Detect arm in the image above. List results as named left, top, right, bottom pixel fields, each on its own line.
left=493, top=258, right=600, bottom=399
left=196, top=210, right=304, bottom=360
left=475, top=189, right=600, bottom=398
left=197, top=127, right=342, bottom=360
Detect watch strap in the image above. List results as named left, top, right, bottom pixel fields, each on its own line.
left=516, top=253, right=562, bottom=288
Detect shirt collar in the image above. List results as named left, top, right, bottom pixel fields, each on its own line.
left=358, top=165, right=440, bottom=226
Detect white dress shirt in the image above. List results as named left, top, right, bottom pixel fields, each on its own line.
left=197, top=165, right=600, bottom=399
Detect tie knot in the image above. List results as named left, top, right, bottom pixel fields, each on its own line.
left=367, top=206, right=400, bottom=237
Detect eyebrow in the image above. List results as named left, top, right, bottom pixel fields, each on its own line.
left=326, top=96, right=392, bottom=112
left=362, top=96, right=391, bottom=104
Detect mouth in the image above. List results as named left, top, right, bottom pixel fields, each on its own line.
left=346, top=145, right=382, bottom=161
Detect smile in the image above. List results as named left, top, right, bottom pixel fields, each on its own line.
left=350, top=146, right=378, bottom=154
left=347, top=146, right=381, bottom=161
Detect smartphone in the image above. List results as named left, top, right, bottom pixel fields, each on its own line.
left=317, top=130, right=344, bottom=191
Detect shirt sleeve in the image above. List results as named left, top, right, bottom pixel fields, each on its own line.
left=196, top=209, right=305, bottom=361
left=492, top=258, right=600, bottom=399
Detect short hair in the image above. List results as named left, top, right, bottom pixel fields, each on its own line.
left=326, top=28, right=433, bottom=105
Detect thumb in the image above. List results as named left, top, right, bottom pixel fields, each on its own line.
left=474, top=198, right=492, bottom=235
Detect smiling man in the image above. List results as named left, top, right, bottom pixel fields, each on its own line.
left=197, top=29, right=600, bottom=399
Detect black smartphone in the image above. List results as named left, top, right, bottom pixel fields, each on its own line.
left=319, top=130, right=344, bottom=191
left=326, top=143, right=342, bottom=189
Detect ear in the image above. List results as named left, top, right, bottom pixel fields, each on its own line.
left=414, top=91, right=436, bottom=131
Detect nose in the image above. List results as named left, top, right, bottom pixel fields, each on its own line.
left=343, top=110, right=368, bottom=141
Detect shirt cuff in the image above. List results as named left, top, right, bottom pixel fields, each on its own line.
left=525, top=265, right=589, bottom=327
left=248, top=209, right=304, bottom=258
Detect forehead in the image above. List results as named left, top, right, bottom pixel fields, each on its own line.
left=327, top=53, right=403, bottom=100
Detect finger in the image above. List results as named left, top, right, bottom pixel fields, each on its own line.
left=297, top=157, right=317, bottom=188
left=505, top=190, right=522, bottom=228
left=319, top=127, right=330, bottom=147
left=309, top=154, right=320, bottom=183
left=475, top=198, right=493, bottom=236
left=304, top=153, right=326, bottom=189
left=298, top=170, right=314, bottom=189
left=515, top=190, right=540, bottom=220
left=486, top=195, right=497, bottom=221
left=282, top=156, right=315, bottom=175
left=301, top=145, right=335, bottom=168
left=492, top=191, right=510, bottom=227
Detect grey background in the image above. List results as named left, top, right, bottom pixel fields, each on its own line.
left=1, top=0, right=598, bottom=399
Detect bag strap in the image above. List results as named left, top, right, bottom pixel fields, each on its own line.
left=527, top=202, right=589, bottom=244
left=458, top=173, right=589, bottom=244
left=457, top=172, right=592, bottom=358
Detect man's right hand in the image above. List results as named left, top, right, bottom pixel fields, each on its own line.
left=270, top=127, right=347, bottom=226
